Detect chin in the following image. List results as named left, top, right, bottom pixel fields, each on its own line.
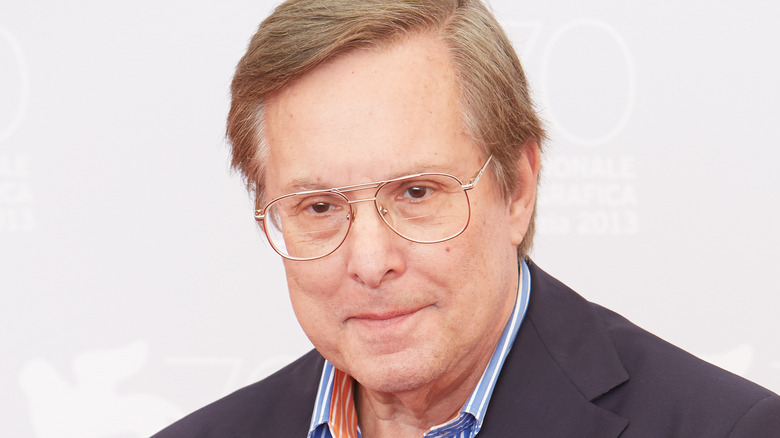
left=349, top=354, right=443, bottom=394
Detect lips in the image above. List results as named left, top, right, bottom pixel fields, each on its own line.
left=352, top=309, right=415, bottom=320
left=347, top=306, right=426, bottom=329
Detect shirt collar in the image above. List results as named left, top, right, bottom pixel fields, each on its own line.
left=308, top=259, right=532, bottom=438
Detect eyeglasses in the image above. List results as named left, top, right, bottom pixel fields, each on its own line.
left=255, top=156, right=493, bottom=261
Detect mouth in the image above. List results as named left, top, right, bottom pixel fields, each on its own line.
left=347, top=307, right=426, bottom=329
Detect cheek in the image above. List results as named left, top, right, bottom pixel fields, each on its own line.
left=285, top=262, right=345, bottom=327
left=285, top=257, right=343, bottom=294
left=454, top=206, right=517, bottom=290
left=286, top=275, right=346, bottom=361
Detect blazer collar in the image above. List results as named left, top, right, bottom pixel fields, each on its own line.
left=478, top=260, right=629, bottom=437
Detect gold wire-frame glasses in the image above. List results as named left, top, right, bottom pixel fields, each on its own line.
left=255, top=156, right=493, bottom=261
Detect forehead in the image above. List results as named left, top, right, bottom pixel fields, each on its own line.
left=262, top=34, right=481, bottom=194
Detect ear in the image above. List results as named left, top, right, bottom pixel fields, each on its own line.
left=508, top=141, right=541, bottom=246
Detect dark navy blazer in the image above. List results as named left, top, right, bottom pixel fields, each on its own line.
left=153, top=261, right=780, bottom=437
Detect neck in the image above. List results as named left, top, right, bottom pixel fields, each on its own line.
left=354, top=341, right=494, bottom=438
left=356, top=378, right=470, bottom=437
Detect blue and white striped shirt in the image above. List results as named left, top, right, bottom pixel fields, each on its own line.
left=308, top=259, right=532, bottom=438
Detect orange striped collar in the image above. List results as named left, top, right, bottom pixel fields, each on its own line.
left=328, top=368, right=359, bottom=438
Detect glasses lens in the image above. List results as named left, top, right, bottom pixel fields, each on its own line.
left=264, top=192, right=350, bottom=260
left=376, top=174, right=470, bottom=243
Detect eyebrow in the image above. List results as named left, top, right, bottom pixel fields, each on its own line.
left=284, top=179, right=332, bottom=192
left=283, top=164, right=442, bottom=193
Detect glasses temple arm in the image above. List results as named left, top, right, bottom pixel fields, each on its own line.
left=463, top=155, right=493, bottom=190
left=255, top=192, right=265, bottom=220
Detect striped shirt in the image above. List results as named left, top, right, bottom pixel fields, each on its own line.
left=307, top=259, right=532, bottom=438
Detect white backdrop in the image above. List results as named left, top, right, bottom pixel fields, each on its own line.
left=2, top=1, right=779, bottom=437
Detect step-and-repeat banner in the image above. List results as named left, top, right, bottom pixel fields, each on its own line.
left=2, top=1, right=779, bottom=436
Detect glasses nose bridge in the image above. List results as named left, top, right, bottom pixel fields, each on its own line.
left=345, top=194, right=388, bottom=223
left=347, top=196, right=377, bottom=205
left=338, top=182, right=387, bottom=220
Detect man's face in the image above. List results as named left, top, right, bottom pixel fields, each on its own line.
left=262, top=35, right=536, bottom=395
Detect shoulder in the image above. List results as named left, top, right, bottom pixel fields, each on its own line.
left=151, top=349, right=325, bottom=438
left=521, top=260, right=780, bottom=436
left=592, top=303, right=780, bottom=436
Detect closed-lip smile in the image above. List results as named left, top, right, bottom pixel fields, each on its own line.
left=348, top=306, right=427, bottom=328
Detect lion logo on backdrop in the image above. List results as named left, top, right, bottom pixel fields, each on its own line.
left=19, top=340, right=183, bottom=438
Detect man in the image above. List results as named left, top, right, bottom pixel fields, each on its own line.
left=154, top=0, right=780, bottom=436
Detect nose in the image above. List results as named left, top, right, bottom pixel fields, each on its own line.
left=342, top=199, right=406, bottom=289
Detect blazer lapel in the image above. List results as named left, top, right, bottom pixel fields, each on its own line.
left=478, top=261, right=630, bottom=437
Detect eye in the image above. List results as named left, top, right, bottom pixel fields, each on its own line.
left=288, top=193, right=344, bottom=216
left=307, top=201, right=335, bottom=214
left=391, top=179, right=445, bottom=202
left=405, top=186, right=430, bottom=199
